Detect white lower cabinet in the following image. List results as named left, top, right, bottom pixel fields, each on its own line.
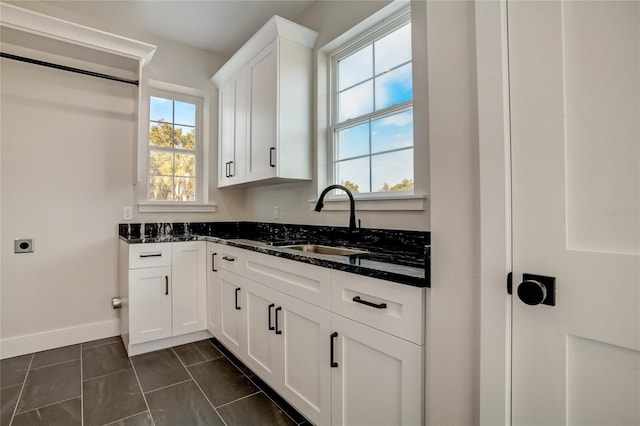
left=330, top=313, right=423, bottom=426
left=205, top=242, right=425, bottom=425
left=119, top=241, right=209, bottom=356
left=218, top=270, right=247, bottom=356
left=129, top=266, right=172, bottom=344
left=244, top=279, right=332, bottom=425
left=172, top=241, right=207, bottom=336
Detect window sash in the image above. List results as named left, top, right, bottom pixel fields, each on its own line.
left=328, top=11, right=413, bottom=196
left=147, top=89, right=203, bottom=203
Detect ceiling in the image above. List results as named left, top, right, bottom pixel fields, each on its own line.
left=20, top=1, right=317, bottom=57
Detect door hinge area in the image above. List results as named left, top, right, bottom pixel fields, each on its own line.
left=507, top=272, right=513, bottom=295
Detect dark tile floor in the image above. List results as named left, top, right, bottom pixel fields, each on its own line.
left=0, top=337, right=310, bottom=426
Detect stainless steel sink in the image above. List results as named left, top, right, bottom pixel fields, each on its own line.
left=284, top=244, right=367, bottom=256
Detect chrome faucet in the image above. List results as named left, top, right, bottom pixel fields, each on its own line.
left=314, top=184, right=358, bottom=236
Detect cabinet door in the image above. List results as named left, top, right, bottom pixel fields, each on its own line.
left=244, top=280, right=279, bottom=385
left=218, top=270, right=246, bottom=355
left=206, top=245, right=221, bottom=338
left=172, top=242, right=206, bottom=336
left=218, top=73, right=246, bottom=187
left=246, top=40, right=278, bottom=182
left=129, top=267, right=172, bottom=344
left=331, top=314, right=423, bottom=426
left=278, top=292, right=332, bottom=426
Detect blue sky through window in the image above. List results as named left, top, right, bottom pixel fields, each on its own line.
left=150, top=97, right=196, bottom=126
left=333, top=19, right=413, bottom=193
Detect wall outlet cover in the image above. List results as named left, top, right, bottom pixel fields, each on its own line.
left=14, top=238, right=34, bottom=253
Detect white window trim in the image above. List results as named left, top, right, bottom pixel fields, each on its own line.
left=316, top=0, right=424, bottom=211
left=137, top=79, right=216, bottom=213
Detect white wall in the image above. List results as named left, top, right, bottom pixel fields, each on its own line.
left=1, top=58, right=135, bottom=353
left=426, top=1, right=481, bottom=425
left=0, top=4, right=243, bottom=357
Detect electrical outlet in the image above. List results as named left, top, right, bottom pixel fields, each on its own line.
left=123, top=206, right=133, bottom=220
left=14, top=238, right=34, bottom=253
left=274, top=206, right=280, bottom=219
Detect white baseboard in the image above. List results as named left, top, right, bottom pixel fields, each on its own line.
left=0, top=319, right=120, bottom=359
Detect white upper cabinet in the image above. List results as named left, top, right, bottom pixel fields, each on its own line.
left=211, top=16, right=318, bottom=188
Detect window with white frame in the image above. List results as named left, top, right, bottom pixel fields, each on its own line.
left=330, top=12, right=413, bottom=195
left=148, top=91, right=202, bottom=202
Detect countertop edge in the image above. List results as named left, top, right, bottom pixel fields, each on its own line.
left=120, top=235, right=429, bottom=288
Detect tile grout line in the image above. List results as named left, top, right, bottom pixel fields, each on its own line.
left=172, top=346, right=230, bottom=426
left=10, top=395, right=81, bottom=417
left=213, top=390, right=262, bottom=409
left=244, top=374, right=306, bottom=425
left=83, top=366, right=134, bottom=382
left=212, top=339, right=307, bottom=426
left=142, top=378, right=193, bottom=395
left=29, top=356, right=81, bottom=371
left=8, top=353, right=34, bottom=426
left=129, top=354, right=157, bottom=426
left=102, top=410, right=149, bottom=426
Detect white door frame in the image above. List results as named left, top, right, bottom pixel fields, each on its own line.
left=475, top=1, right=513, bottom=424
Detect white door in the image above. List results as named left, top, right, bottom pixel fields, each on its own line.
left=330, top=313, right=422, bottom=426
left=244, top=280, right=279, bottom=384
left=509, top=1, right=640, bottom=424
left=218, top=270, right=246, bottom=354
left=171, top=241, right=206, bottom=336
left=218, top=71, right=246, bottom=187
left=129, top=267, right=172, bottom=344
left=278, top=292, right=331, bottom=426
left=206, top=245, right=221, bottom=337
left=246, top=40, right=277, bottom=182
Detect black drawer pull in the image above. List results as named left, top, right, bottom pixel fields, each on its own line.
left=268, top=303, right=275, bottom=331
left=222, top=256, right=235, bottom=262
left=235, top=287, right=241, bottom=310
left=330, top=332, right=338, bottom=368
left=274, top=306, right=282, bottom=335
left=212, top=253, right=218, bottom=272
left=269, top=147, right=276, bottom=167
left=140, top=252, right=162, bottom=258
left=352, top=296, right=387, bottom=309
left=165, top=276, right=169, bottom=295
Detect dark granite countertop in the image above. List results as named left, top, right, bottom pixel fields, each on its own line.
left=119, top=222, right=430, bottom=288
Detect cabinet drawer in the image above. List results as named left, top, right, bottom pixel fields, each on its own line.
left=244, top=251, right=331, bottom=309
left=212, top=244, right=245, bottom=273
left=129, top=243, right=172, bottom=269
left=331, top=270, right=425, bottom=345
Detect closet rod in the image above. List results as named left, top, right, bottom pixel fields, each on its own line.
left=0, top=52, right=139, bottom=86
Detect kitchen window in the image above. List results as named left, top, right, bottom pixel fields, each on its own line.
left=138, top=81, right=214, bottom=213
left=330, top=12, right=413, bottom=195
left=147, top=89, right=202, bottom=203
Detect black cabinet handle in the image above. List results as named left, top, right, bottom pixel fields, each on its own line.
left=225, top=161, right=230, bottom=178
left=140, top=252, right=162, bottom=258
left=330, top=332, right=338, bottom=367
left=222, top=256, right=235, bottom=262
left=212, top=253, right=217, bottom=272
left=274, top=306, right=282, bottom=334
left=229, top=161, right=234, bottom=177
left=235, top=287, right=241, bottom=310
left=268, top=303, right=275, bottom=331
left=165, top=276, right=169, bottom=295
left=269, top=147, right=276, bottom=167
left=352, top=296, right=387, bottom=309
